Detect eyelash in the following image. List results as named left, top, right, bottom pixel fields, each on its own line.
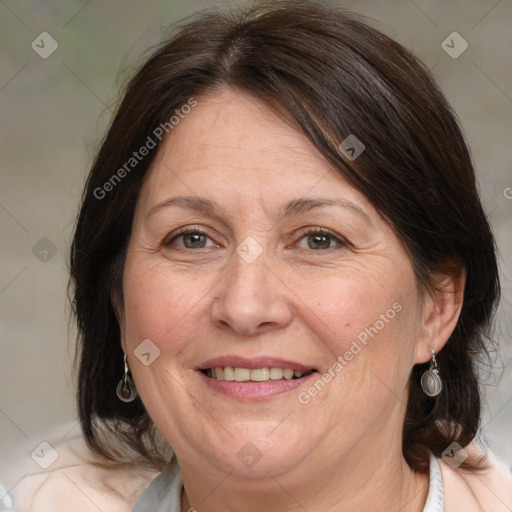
left=164, top=226, right=345, bottom=250
left=293, top=227, right=345, bottom=250
left=164, top=226, right=213, bottom=246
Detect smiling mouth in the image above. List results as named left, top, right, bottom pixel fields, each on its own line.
left=201, top=367, right=317, bottom=382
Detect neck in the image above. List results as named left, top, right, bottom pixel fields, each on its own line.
left=179, top=443, right=429, bottom=512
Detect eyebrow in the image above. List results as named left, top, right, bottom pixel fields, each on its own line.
left=283, top=198, right=371, bottom=223
left=147, top=196, right=219, bottom=218
left=147, top=195, right=371, bottom=224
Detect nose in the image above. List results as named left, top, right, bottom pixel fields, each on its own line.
left=210, top=248, right=293, bottom=336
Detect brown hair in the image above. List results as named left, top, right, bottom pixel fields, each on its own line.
left=70, top=0, right=500, bottom=472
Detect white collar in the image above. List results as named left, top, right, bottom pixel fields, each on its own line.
left=132, top=459, right=182, bottom=512
left=133, top=454, right=444, bottom=512
left=423, top=454, right=445, bottom=512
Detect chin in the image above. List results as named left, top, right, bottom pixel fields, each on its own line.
left=188, top=423, right=315, bottom=480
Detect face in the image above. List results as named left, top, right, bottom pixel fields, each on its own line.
left=120, top=89, right=427, bottom=482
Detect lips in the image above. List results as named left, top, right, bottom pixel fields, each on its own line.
left=198, top=356, right=317, bottom=383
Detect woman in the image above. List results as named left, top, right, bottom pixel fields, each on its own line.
left=6, top=1, right=512, bottom=511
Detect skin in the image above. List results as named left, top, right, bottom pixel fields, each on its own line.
left=118, top=89, right=465, bottom=512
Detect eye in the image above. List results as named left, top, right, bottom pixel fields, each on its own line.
left=181, top=232, right=208, bottom=249
left=295, top=228, right=343, bottom=250
left=165, top=229, right=218, bottom=249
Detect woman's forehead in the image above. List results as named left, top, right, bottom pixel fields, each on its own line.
left=161, top=89, right=323, bottom=166
left=139, top=89, right=371, bottom=212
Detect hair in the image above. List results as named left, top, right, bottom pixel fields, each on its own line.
left=70, top=0, right=500, bottom=472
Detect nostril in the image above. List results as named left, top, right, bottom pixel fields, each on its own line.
left=257, top=321, right=276, bottom=329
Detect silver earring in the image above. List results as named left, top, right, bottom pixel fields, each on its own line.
left=421, top=349, right=442, bottom=397
left=116, top=354, right=138, bottom=402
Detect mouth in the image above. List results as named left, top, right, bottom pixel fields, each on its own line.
left=196, top=356, right=319, bottom=400
left=201, top=366, right=317, bottom=382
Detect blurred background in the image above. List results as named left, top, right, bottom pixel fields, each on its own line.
left=1, top=0, right=511, bottom=492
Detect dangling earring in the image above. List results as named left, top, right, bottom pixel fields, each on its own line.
left=116, top=353, right=138, bottom=402
left=421, top=349, right=442, bottom=397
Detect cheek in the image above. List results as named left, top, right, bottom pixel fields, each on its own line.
left=294, top=267, right=420, bottom=395
left=121, top=256, right=216, bottom=350
left=120, top=257, right=214, bottom=416
left=295, top=280, right=419, bottom=438
left=296, top=268, right=410, bottom=344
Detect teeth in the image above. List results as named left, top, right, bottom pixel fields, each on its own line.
left=206, top=366, right=312, bottom=381
left=223, top=366, right=235, bottom=381
left=269, top=367, right=284, bottom=380
left=251, top=368, right=270, bottom=381
left=234, top=368, right=251, bottom=382
left=283, top=368, right=294, bottom=380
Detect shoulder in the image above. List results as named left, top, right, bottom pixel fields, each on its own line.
left=0, top=422, right=159, bottom=512
left=440, top=443, right=512, bottom=512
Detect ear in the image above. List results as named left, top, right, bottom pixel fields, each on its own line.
left=414, top=266, right=466, bottom=364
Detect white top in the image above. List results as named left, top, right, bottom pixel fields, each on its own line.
left=132, top=454, right=444, bottom=512
left=424, top=456, right=444, bottom=512
left=132, top=460, right=182, bottom=512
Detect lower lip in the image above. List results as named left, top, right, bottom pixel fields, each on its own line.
left=198, top=371, right=316, bottom=400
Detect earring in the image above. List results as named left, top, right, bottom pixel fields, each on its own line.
left=116, top=354, right=138, bottom=402
left=421, top=349, right=442, bottom=397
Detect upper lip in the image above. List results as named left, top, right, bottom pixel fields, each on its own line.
left=197, top=356, right=316, bottom=372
